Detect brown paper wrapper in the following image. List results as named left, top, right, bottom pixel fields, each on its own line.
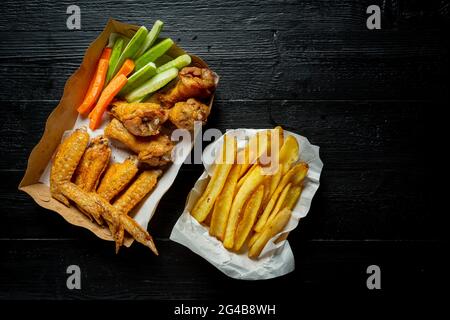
left=18, top=19, right=214, bottom=245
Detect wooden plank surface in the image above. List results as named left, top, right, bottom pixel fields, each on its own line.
left=0, top=0, right=447, bottom=300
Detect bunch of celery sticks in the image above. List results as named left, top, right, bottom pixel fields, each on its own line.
left=77, top=20, right=191, bottom=130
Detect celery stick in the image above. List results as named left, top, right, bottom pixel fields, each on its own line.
left=111, top=26, right=148, bottom=78
left=125, top=68, right=178, bottom=102
left=118, top=62, right=157, bottom=97
left=135, top=38, right=174, bottom=71
left=106, top=37, right=125, bottom=84
left=134, top=20, right=164, bottom=58
left=156, top=54, right=191, bottom=73
left=154, top=54, right=174, bottom=67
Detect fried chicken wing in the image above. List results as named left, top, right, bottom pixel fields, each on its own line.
left=96, top=156, right=139, bottom=202
left=59, top=182, right=121, bottom=249
left=110, top=101, right=169, bottom=137
left=59, top=182, right=158, bottom=255
left=50, top=127, right=90, bottom=206
left=158, top=67, right=217, bottom=107
left=113, top=170, right=162, bottom=215
left=74, top=135, right=111, bottom=192
left=169, top=98, right=210, bottom=131
left=104, top=118, right=174, bottom=166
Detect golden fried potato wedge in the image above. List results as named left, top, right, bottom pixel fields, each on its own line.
left=248, top=208, right=292, bottom=259
left=209, top=164, right=240, bottom=240
left=237, top=130, right=271, bottom=178
left=223, top=165, right=266, bottom=249
left=50, top=128, right=89, bottom=206
left=248, top=231, right=260, bottom=249
left=254, top=162, right=308, bottom=232
left=278, top=135, right=299, bottom=175
left=234, top=184, right=264, bottom=251
left=96, top=156, right=139, bottom=202
left=284, top=185, right=302, bottom=211
left=74, top=135, right=111, bottom=192
left=266, top=182, right=292, bottom=227
left=191, top=135, right=237, bottom=223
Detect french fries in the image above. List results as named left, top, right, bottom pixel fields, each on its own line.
left=223, top=165, right=266, bottom=249
left=190, top=127, right=308, bottom=259
left=209, top=164, right=240, bottom=240
left=234, top=184, right=264, bottom=251
left=248, top=208, right=292, bottom=259
left=191, top=135, right=237, bottom=223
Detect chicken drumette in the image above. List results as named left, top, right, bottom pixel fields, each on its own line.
left=158, top=67, right=218, bottom=107
left=104, top=118, right=174, bottom=167
left=169, top=98, right=210, bottom=131
left=110, top=101, right=168, bottom=137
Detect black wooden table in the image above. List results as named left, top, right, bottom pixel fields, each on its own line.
left=0, top=0, right=447, bottom=305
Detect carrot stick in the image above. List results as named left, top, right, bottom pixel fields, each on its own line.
left=88, top=74, right=128, bottom=130
left=112, top=58, right=135, bottom=81
left=77, top=48, right=112, bottom=116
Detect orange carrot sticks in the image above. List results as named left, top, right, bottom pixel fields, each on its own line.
left=77, top=48, right=112, bottom=116
left=88, top=74, right=128, bottom=130
left=112, top=59, right=135, bottom=81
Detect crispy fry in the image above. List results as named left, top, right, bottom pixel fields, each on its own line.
left=59, top=182, right=158, bottom=255
left=209, top=164, right=240, bottom=240
left=266, top=182, right=292, bottom=227
left=237, top=130, right=271, bottom=178
left=248, top=208, right=292, bottom=259
left=50, top=128, right=89, bottom=206
left=284, top=185, right=302, bottom=211
left=96, top=156, right=139, bottom=202
left=234, top=184, right=264, bottom=251
left=113, top=170, right=161, bottom=215
left=74, top=136, right=111, bottom=192
left=236, top=163, right=257, bottom=193
left=104, top=118, right=174, bottom=166
left=254, top=163, right=308, bottom=233
left=223, top=165, right=265, bottom=249
left=278, top=135, right=299, bottom=175
left=248, top=231, right=260, bottom=249
left=191, top=135, right=236, bottom=223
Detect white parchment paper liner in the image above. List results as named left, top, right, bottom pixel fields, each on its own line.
left=170, top=128, right=323, bottom=280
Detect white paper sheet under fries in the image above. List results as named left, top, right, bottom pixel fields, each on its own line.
left=170, top=128, right=323, bottom=280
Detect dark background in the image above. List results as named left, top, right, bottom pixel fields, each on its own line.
left=0, top=0, right=448, bottom=304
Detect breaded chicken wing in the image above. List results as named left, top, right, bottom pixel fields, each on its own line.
left=158, top=67, right=217, bottom=107
left=50, top=127, right=89, bottom=206
left=169, top=98, right=210, bottom=131
left=104, top=118, right=174, bottom=166
left=74, top=135, right=111, bottom=192
left=110, top=101, right=169, bottom=137
left=96, top=156, right=139, bottom=202
left=113, top=170, right=162, bottom=215
left=59, top=182, right=121, bottom=249
left=59, top=182, right=158, bottom=255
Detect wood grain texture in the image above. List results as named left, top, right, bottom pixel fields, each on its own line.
left=0, top=240, right=443, bottom=299
left=0, top=0, right=447, bottom=299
